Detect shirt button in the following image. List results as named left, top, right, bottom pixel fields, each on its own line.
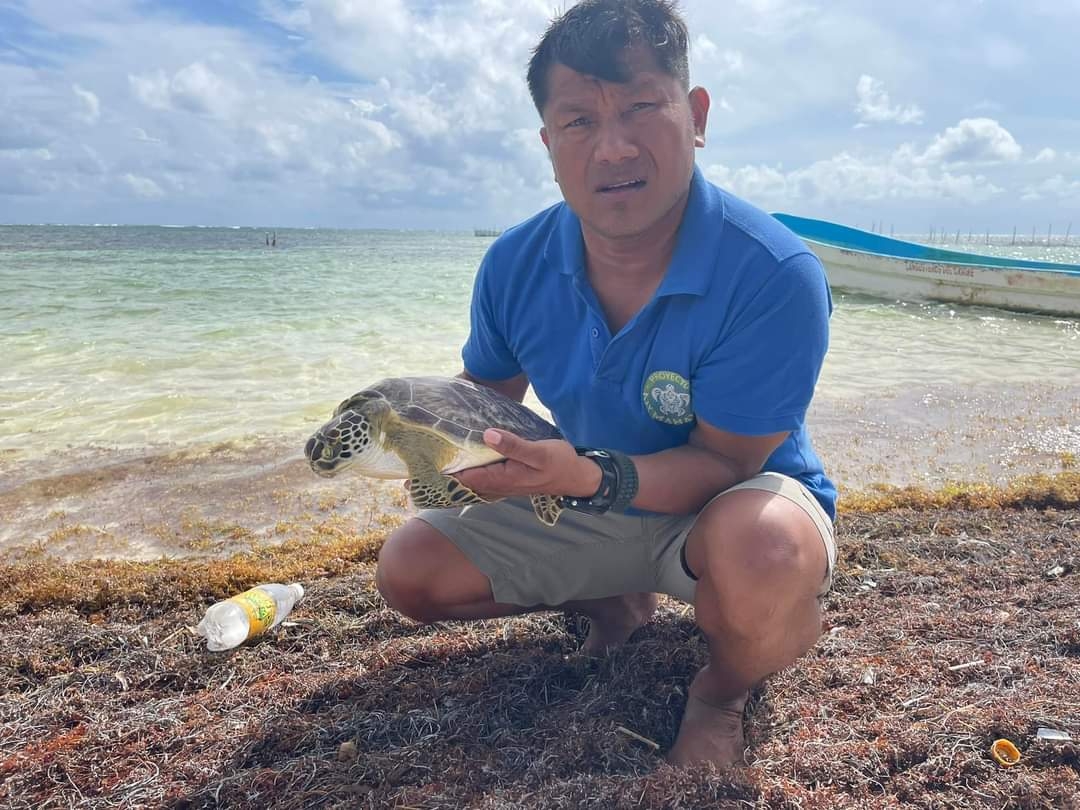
left=590, top=328, right=599, bottom=338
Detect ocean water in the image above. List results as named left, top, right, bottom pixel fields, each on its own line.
left=2, top=224, right=1078, bottom=559
left=2, top=224, right=1078, bottom=456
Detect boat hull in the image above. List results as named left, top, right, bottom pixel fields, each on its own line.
left=770, top=213, right=1080, bottom=317
left=807, top=241, right=1080, bottom=317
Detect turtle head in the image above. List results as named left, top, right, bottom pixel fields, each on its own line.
left=305, top=395, right=386, bottom=477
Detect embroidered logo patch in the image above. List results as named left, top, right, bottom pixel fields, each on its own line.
left=643, top=371, right=693, bottom=425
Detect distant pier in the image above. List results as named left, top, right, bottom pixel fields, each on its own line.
left=859, top=221, right=1073, bottom=247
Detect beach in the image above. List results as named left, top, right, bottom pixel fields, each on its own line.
left=1, top=225, right=1078, bottom=807
left=2, top=479, right=1077, bottom=808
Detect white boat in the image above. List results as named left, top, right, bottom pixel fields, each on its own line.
left=773, top=213, right=1080, bottom=318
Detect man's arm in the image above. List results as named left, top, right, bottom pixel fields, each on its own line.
left=458, top=369, right=530, bottom=404
left=454, top=416, right=787, bottom=513
left=629, top=420, right=788, bottom=514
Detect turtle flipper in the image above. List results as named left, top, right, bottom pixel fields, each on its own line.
left=530, top=494, right=563, bottom=526
left=388, top=421, right=489, bottom=510
left=408, top=474, right=486, bottom=509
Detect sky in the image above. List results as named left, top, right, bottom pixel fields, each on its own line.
left=1, top=0, right=1078, bottom=232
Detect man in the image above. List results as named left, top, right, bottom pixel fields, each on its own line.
left=376, top=0, right=837, bottom=768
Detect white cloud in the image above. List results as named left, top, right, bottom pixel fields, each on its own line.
left=854, top=75, right=924, bottom=126
left=131, top=127, right=163, bottom=144
left=706, top=151, right=1003, bottom=210
left=694, top=34, right=719, bottom=60
left=123, top=173, right=164, bottom=199
left=128, top=70, right=172, bottom=111
left=3, top=1, right=1080, bottom=228
left=72, top=84, right=100, bottom=124
left=0, top=115, right=51, bottom=150
left=349, top=99, right=383, bottom=115
left=729, top=0, right=819, bottom=39
left=251, top=120, right=305, bottom=160
left=389, top=89, right=452, bottom=138
left=340, top=119, right=403, bottom=169
left=915, top=118, right=1022, bottom=166
left=129, top=61, right=245, bottom=119
left=169, top=62, right=242, bottom=118
left=1021, top=174, right=1080, bottom=202
left=705, top=119, right=1024, bottom=210
left=693, top=36, right=745, bottom=77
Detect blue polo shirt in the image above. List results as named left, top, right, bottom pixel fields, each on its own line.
left=463, top=165, right=837, bottom=519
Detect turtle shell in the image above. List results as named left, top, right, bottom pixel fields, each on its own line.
left=360, top=376, right=561, bottom=448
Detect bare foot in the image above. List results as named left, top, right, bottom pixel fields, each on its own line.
left=666, top=686, right=748, bottom=768
left=577, top=592, right=658, bottom=655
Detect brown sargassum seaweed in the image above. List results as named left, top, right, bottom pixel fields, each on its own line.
left=1, top=473, right=1078, bottom=809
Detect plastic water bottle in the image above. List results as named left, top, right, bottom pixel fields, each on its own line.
left=196, top=583, right=305, bottom=651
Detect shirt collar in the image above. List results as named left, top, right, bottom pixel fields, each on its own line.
left=544, top=164, right=725, bottom=297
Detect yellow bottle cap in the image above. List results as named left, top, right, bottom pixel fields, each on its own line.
left=990, top=738, right=1021, bottom=767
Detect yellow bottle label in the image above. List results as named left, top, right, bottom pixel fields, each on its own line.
left=228, top=588, right=277, bottom=639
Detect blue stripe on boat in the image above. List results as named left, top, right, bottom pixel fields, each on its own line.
left=773, top=213, right=1080, bottom=277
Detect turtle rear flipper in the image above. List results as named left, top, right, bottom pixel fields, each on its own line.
left=530, top=494, right=563, bottom=526
left=408, top=473, right=486, bottom=509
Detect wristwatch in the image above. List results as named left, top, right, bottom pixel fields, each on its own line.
left=560, top=447, right=639, bottom=515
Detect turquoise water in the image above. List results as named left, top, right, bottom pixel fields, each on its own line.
left=1, top=225, right=1078, bottom=457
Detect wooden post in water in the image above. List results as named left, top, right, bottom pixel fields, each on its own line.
left=1011, top=226, right=1017, bottom=245
left=1048, top=223, right=1053, bottom=246
left=955, top=229, right=961, bottom=244
left=1065, top=223, right=1073, bottom=246
left=1031, top=225, right=1037, bottom=245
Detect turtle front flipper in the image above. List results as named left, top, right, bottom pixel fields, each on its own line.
left=530, top=494, right=563, bottom=526
left=408, top=473, right=486, bottom=509
left=391, top=422, right=489, bottom=510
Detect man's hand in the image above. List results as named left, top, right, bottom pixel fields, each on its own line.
left=453, top=429, right=602, bottom=501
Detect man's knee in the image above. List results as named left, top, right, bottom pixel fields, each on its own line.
left=376, top=520, right=443, bottom=623
left=691, top=491, right=824, bottom=598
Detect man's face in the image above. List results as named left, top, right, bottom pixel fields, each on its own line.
left=539, top=49, right=709, bottom=242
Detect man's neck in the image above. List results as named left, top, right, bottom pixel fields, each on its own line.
left=581, top=191, right=689, bottom=286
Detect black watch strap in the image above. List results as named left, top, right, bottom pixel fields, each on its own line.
left=606, top=449, right=639, bottom=512
left=561, top=447, right=639, bottom=515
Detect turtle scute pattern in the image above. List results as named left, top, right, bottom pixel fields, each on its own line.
left=374, top=377, right=560, bottom=444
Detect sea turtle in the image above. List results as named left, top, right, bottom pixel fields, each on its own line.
left=305, top=376, right=566, bottom=525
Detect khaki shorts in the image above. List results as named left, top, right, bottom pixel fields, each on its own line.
left=417, top=472, right=836, bottom=606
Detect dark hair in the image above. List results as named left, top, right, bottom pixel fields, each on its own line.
left=527, top=0, right=690, bottom=116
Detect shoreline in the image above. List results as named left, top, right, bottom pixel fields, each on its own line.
left=1, top=380, right=1077, bottom=562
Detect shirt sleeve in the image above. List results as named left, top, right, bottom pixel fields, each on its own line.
left=691, top=251, right=831, bottom=435
left=461, top=250, right=523, bottom=381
